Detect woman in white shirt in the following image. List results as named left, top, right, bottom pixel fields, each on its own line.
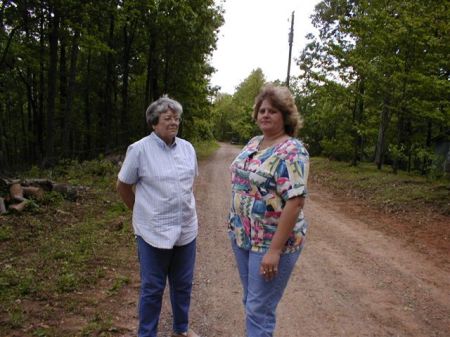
left=117, top=96, right=199, bottom=337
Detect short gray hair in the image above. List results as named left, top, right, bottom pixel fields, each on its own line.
left=145, top=95, right=183, bottom=126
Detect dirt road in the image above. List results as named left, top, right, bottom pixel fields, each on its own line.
left=125, top=142, right=450, bottom=337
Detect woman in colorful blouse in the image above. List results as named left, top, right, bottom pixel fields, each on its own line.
left=228, top=84, right=309, bottom=337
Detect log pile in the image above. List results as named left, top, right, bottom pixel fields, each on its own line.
left=0, top=177, right=80, bottom=214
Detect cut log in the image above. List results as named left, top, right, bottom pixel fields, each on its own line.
left=53, top=183, right=78, bottom=201
left=21, top=179, right=54, bottom=191
left=8, top=199, right=30, bottom=212
left=22, top=186, right=44, bottom=200
left=0, top=197, right=6, bottom=214
left=9, top=183, right=26, bottom=202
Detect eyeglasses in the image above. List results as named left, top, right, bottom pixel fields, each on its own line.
left=161, top=116, right=181, bottom=123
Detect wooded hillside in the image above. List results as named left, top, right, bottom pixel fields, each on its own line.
left=0, top=0, right=223, bottom=171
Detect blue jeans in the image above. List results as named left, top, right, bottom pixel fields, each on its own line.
left=136, top=236, right=196, bottom=337
left=231, top=239, right=302, bottom=337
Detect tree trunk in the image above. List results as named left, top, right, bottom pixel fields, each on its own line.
left=44, top=8, right=59, bottom=166
left=121, top=22, right=136, bottom=145
left=144, top=32, right=159, bottom=135
left=83, top=49, right=92, bottom=158
left=421, top=119, right=433, bottom=175
left=351, top=79, right=364, bottom=166
left=37, top=7, right=45, bottom=162
left=103, top=13, right=115, bottom=153
left=59, top=33, right=68, bottom=155
left=20, top=99, right=27, bottom=165
left=63, top=29, right=80, bottom=157
left=0, top=105, right=6, bottom=171
left=0, top=27, right=17, bottom=69
left=163, top=34, right=170, bottom=94
left=375, top=95, right=391, bottom=170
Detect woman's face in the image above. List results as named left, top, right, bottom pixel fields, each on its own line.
left=153, top=109, right=180, bottom=144
left=256, top=99, right=285, bottom=136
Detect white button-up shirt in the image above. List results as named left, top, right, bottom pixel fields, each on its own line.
left=118, top=132, right=198, bottom=249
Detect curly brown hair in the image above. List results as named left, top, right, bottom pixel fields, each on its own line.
left=253, top=84, right=302, bottom=137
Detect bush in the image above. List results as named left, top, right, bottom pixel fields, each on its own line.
left=320, top=137, right=353, bottom=161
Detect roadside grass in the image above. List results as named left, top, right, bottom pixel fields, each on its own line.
left=192, top=139, right=220, bottom=160
left=311, top=157, right=450, bottom=216
left=0, top=159, right=134, bottom=336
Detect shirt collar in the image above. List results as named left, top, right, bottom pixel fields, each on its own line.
left=150, top=132, right=177, bottom=149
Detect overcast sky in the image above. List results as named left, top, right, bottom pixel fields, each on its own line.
left=210, top=0, right=321, bottom=94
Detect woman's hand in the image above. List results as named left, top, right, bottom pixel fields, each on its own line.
left=116, top=180, right=135, bottom=210
left=260, top=196, right=305, bottom=281
left=260, top=249, right=281, bottom=281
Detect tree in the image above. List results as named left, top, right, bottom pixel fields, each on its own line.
left=0, top=0, right=224, bottom=172
left=296, top=0, right=449, bottom=174
left=220, top=68, right=266, bottom=143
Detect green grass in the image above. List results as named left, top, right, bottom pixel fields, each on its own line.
left=80, top=312, right=115, bottom=337
left=192, top=139, right=220, bottom=160
left=311, top=157, right=450, bottom=215
left=0, top=158, right=135, bottom=336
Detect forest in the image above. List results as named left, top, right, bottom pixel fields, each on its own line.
left=1, top=0, right=449, bottom=177
left=212, top=0, right=449, bottom=176
left=0, top=0, right=223, bottom=170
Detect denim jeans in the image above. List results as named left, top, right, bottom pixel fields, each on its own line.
left=137, top=236, right=196, bottom=337
left=231, top=239, right=302, bottom=337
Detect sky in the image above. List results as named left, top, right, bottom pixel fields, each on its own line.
left=210, top=0, right=321, bottom=95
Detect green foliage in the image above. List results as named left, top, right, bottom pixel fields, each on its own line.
left=297, top=0, right=449, bottom=174
left=32, top=328, right=49, bottom=337
left=191, top=139, right=220, bottom=160
left=5, top=307, right=24, bottom=329
left=189, top=118, right=214, bottom=142
left=0, top=0, right=224, bottom=171
left=80, top=312, right=114, bottom=337
left=105, top=202, right=129, bottom=219
left=388, top=144, right=408, bottom=164
left=107, top=275, right=130, bottom=295
left=428, top=154, right=447, bottom=180
left=212, top=68, right=265, bottom=143
left=40, top=191, right=65, bottom=206
left=320, top=137, right=353, bottom=161
left=0, top=225, right=13, bottom=242
left=211, top=93, right=234, bottom=140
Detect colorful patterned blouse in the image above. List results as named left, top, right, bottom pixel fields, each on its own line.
left=228, top=136, right=309, bottom=253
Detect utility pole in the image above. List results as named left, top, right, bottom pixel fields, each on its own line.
left=286, top=11, right=295, bottom=88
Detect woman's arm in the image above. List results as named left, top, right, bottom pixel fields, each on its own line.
left=116, top=179, right=135, bottom=210
left=260, top=196, right=305, bottom=280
